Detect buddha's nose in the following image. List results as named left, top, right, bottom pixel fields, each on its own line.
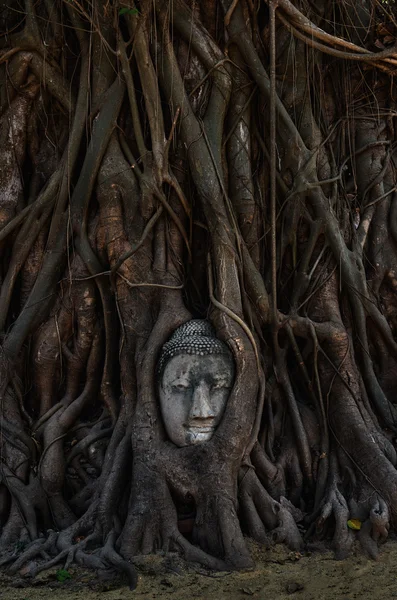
left=189, top=382, right=215, bottom=419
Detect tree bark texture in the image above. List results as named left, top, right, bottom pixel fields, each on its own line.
left=0, top=0, right=396, bottom=586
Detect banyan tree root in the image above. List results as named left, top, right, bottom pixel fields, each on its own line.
left=239, top=467, right=303, bottom=550
left=0, top=0, right=397, bottom=586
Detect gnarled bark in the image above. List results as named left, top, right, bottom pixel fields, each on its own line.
left=0, top=0, right=396, bottom=589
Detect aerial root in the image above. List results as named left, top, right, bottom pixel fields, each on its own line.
left=101, top=530, right=138, bottom=590
left=316, top=484, right=354, bottom=559
left=2, top=525, right=138, bottom=590
left=0, top=533, right=54, bottom=572
left=239, top=468, right=303, bottom=551
left=357, top=499, right=390, bottom=559
left=239, top=487, right=269, bottom=546
left=175, top=532, right=228, bottom=571
left=272, top=497, right=304, bottom=550
left=122, top=498, right=228, bottom=571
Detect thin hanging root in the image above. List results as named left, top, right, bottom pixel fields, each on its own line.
left=164, top=107, right=181, bottom=167
left=269, top=0, right=397, bottom=66
left=207, top=253, right=260, bottom=371
left=154, top=189, right=192, bottom=260
left=111, top=206, right=163, bottom=274
left=224, top=0, right=240, bottom=26
left=163, top=172, right=191, bottom=218
left=1, top=0, right=397, bottom=579
left=277, top=12, right=397, bottom=73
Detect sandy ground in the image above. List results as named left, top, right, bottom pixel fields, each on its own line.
left=2, top=539, right=397, bottom=600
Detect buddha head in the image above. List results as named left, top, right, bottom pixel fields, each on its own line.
left=157, top=320, right=235, bottom=447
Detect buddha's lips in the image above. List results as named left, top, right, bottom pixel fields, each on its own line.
left=187, top=425, right=215, bottom=433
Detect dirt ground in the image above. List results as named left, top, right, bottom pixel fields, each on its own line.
left=2, top=539, right=397, bottom=600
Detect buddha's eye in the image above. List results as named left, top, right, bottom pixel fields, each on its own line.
left=172, top=384, right=191, bottom=392
left=212, top=382, right=230, bottom=391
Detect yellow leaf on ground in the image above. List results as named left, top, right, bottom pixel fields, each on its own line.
left=347, top=519, right=362, bottom=531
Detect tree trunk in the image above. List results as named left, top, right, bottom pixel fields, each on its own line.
left=0, top=0, right=396, bottom=586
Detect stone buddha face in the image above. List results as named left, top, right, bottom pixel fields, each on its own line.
left=158, top=321, right=235, bottom=447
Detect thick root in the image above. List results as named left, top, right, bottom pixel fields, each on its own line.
left=239, top=468, right=303, bottom=551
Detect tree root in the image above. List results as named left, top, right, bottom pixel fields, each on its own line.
left=239, top=468, right=303, bottom=551
left=315, top=472, right=390, bottom=561
left=357, top=499, right=390, bottom=560
left=1, top=0, right=397, bottom=589
left=316, top=483, right=355, bottom=560
left=3, top=522, right=138, bottom=591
